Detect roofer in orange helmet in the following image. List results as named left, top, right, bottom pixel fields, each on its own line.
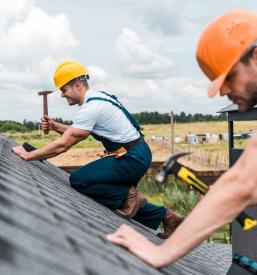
left=107, top=9, right=257, bottom=268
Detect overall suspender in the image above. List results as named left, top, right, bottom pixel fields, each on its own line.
left=86, top=91, right=143, bottom=152
left=86, top=91, right=143, bottom=137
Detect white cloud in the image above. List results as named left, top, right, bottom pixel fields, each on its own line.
left=182, top=84, right=205, bottom=98
left=88, top=66, right=108, bottom=85
left=0, top=0, right=238, bottom=121
left=0, top=1, right=80, bottom=121
left=0, top=7, right=78, bottom=61
left=136, top=0, right=183, bottom=35
left=115, top=28, right=174, bottom=78
left=98, top=74, right=229, bottom=115
left=0, top=56, right=56, bottom=90
left=0, top=0, right=79, bottom=89
left=0, top=0, right=35, bottom=29
left=145, top=79, right=162, bottom=93
left=136, top=0, right=257, bottom=37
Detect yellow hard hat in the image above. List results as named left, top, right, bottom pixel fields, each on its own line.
left=196, top=9, right=257, bottom=97
left=53, top=60, right=89, bottom=89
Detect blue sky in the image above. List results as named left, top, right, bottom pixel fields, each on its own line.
left=1, top=0, right=257, bottom=121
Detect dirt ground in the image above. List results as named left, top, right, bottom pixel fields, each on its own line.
left=49, top=140, right=212, bottom=171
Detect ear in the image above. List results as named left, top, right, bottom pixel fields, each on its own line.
left=74, top=81, right=81, bottom=90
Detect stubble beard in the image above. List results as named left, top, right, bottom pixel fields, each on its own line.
left=238, top=82, right=257, bottom=112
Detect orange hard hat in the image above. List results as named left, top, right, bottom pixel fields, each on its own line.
left=196, top=9, right=257, bottom=97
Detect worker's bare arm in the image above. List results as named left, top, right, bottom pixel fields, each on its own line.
left=51, top=121, right=70, bottom=134
left=234, top=131, right=257, bottom=204
left=107, top=133, right=257, bottom=268
left=12, top=127, right=89, bottom=160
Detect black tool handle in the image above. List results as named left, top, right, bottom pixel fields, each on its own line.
left=22, top=142, right=43, bottom=162
left=23, top=142, right=37, bottom=152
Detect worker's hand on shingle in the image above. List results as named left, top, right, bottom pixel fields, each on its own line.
left=41, top=115, right=55, bottom=131
left=12, top=146, right=30, bottom=160
left=106, top=224, right=169, bottom=268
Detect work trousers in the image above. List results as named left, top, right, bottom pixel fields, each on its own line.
left=69, top=141, right=167, bottom=230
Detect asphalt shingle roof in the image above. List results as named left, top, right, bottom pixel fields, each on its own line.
left=0, top=134, right=232, bottom=275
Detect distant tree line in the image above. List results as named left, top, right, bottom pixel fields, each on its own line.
left=132, top=111, right=227, bottom=124
left=0, top=117, right=73, bottom=133
left=0, top=112, right=227, bottom=132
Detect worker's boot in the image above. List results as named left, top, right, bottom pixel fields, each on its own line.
left=157, top=208, right=184, bottom=239
left=114, top=186, right=146, bottom=218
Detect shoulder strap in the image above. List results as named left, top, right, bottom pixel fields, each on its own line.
left=86, top=91, right=143, bottom=136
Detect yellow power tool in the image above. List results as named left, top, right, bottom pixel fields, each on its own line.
left=155, top=152, right=257, bottom=231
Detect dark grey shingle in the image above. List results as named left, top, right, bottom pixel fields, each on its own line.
left=0, top=134, right=231, bottom=275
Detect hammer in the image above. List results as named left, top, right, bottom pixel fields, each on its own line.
left=38, top=90, right=53, bottom=135
left=155, top=152, right=257, bottom=231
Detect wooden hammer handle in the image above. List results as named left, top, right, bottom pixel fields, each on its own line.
left=38, top=90, right=53, bottom=135
left=43, top=94, right=49, bottom=135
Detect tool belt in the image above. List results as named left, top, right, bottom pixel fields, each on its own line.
left=102, top=137, right=144, bottom=158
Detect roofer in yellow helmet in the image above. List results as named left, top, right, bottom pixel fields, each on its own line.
left=12, top=60, right=183, bottom=237
left=107, top=9, right=257, bottom=268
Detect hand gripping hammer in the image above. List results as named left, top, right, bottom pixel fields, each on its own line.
left=155, top=152, right=257, bottom=231
left=38, top=91, right=53, bottom=135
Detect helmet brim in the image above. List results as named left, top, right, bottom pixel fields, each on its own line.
left=208, top=74, right=226, bottom=97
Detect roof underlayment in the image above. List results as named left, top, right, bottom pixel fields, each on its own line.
left=0, top=134, right=232, bottom=275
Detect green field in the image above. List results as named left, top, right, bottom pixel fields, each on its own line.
left=5, top=120, right=254, bottom=171
left=5, top=121, right=254, bottom=170
left=6, top=120, right=256, bottom=148
left=142, top=121, right=257, bottom=137
left=7, top=131, right=102, bottom=149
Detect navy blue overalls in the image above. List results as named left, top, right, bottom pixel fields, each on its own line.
left=69, top=91, right=167, bottom=230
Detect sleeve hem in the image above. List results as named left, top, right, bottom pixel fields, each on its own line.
left=72, top=124, right=92, bottom=131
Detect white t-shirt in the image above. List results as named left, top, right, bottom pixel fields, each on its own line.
left=72, top=89, right=140, bottom=143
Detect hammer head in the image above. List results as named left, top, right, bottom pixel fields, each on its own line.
left=155, top=152, right=190, bottom=184
left=38, top=90, right=53, bottom=96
